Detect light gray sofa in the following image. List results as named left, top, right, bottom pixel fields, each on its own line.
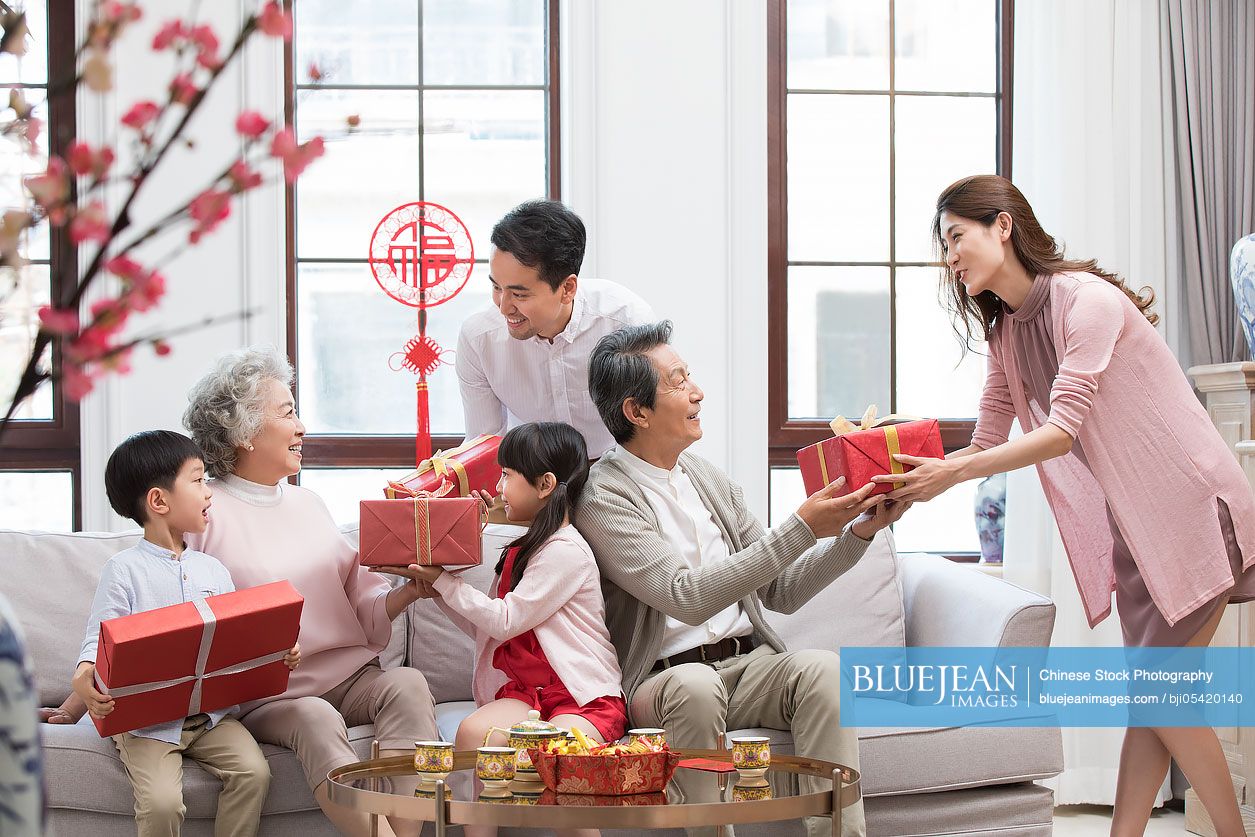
left=4, top=522, right=1061, bottom=836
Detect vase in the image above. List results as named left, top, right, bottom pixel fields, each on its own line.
left=974, top=472, right=1007, bottom=564
left=1232, top=234, right=1255, bottom=360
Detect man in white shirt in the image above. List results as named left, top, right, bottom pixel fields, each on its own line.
left=456, top=199, right=654, bottom=459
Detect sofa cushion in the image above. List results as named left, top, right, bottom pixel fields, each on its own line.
left=40, top=717, right=375, bottom=816
left=767, top=529, right=905, bottom=652
left=0, top=528, right=141, bottom=705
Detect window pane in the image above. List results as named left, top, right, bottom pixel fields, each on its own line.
left=894, top=0, right=996, bottom=93
left=296, top=262, right=491, bottom=435
left=788, top=266, right=890, bottom=420
left=890, top=475, right=982, bottom=553
left=768, top=466, right=806, bottom=527
left=299, top=467, right=414, bottom=526
left=296, top=90, right=419, bottom=260
left=787, top=0, right=888, bottom=91
left=295, top=0, right=419, bottom=86
left=0, top=264, right=52, bottom=420
left=0, top=470, right=72, bottom=530
left=894, top=267, right=984, bottom=418
left=423, top=0, right=546, bottom=86
left=893, top=95, right=996, bottom=262
left=0, top=1, right=48, bottom=85
left=787, top=94, right=889, bottom=262
left=422, top=90, right=547, bottom=254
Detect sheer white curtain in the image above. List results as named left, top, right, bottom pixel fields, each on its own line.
left=1008, top=0, right=1179, bottom=807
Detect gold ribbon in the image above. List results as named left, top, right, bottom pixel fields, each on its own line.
left=829, top=404, right=920, bottom=437
left=884, top=424, right=906, bottom=489
left=407, top=489, right=489, bottom=567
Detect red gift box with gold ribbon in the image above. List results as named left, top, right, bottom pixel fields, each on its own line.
left=384, top=434, right=502, bottom=499
left=358, top=494, right=486, bottom=567
left=93, top=581, right=303, bottom=737
left=796, top=407, right=944, bottom=497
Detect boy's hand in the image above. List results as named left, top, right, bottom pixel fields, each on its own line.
left=850, top=497, right=914, bottom=541
left=71, top=662, right=115, bottom=720
left=284, top=642, right=301, bottom=670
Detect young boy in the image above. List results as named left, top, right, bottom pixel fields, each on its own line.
left=73, top=430, right=300, bottom=837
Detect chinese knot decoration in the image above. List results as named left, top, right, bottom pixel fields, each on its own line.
left=367, top=202, right=474, bottom=464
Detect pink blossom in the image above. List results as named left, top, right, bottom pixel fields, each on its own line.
left=188, top=188, right=231, bottom=243
left=269, top=128, right=325, bottom=183
left=105, top=255, right=144, bottom=280
left=306, top=61, right=323, bottom=83
left=258, top=2, right=292, bottom=40
left=228, top=160, right=262, bottom=192
left=151, top=19, right=186, bottom=50
left=190, top=24, right=220, bottom=69
left=67, top=141, right=115, bottom=179
left=37, top=306, right=80, bottom=335
left=88, top=298, right=129, bottom=336
left=21, top=115, right=41, bottom=151
left=67, top=324, right=112, bottom=363
left=169, top=73, right=198, bottom=105
left=121, top=100, right=160, bottom=130
left=127, top=269, right=166, bottom=312
left=234, top=110, right=270, bottom=139
left=70, top=202, right=110, bottom=245
left=99, top=346, right=133, bottom=375
left=153, top=339, right=172, bottom=357
left=102, top=3, right=142, bottom=24
left=24, top=157, right=70, bottom=217
left=61, top=364, right=96, bottom=400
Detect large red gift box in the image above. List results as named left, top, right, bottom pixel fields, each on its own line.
left=93, top=580, right=303, bottom=737
left=385, top=435, right=502, bottom=499
left=797, top=410, right=944, bottom=497
left=359, top=496, right=485, bottom=567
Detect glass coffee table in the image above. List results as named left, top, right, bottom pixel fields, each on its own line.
left=328, top=743, right=860, bottom=836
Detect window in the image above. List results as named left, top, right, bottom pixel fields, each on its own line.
left=767, top=0, right=1011, bottom=554
left=0, top=0, right=80, bottom=529
left=288, top=1, right=558, bottom=524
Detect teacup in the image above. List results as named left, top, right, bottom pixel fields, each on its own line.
left=413, top=740, right=455, bottom=779
left=476, top=746, right=517, bottom=788
left=730, top=736, right=771, bottom=778
left=627, top=727, right=667, bottom=749
left=732, top=781, right=773, bottom=802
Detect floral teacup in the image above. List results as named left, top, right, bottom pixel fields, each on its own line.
left=477, top=746, right=517, bottom=788
left=627, top=727, right=668, bottom=750
left=413, top=740, right=455, bottom=780
left=730, top=736, right=771, bottom=779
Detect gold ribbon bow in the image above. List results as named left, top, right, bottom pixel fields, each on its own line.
left=389, top=434, right=495, bottom=498
left=408, top=486, right=490, bottom=566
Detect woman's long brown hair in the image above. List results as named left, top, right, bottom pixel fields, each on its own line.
left=932, top=175, right=1157, bottom=346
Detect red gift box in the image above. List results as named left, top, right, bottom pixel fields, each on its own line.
left=529, top=749, right=682, bottom=796
left=385, top=435, right=502, bottom=499
left=359, top=496, right=485, bottom=567
left=797, top=409, right=944, bottom=497
left=93, top=580, right=303, bottom=737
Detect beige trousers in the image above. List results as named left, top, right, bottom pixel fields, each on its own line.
left=631, top=644, right=865, bottom=837
left=240, top=659, right=437, bottom=789
left=113, top=715, right=270, bottom=837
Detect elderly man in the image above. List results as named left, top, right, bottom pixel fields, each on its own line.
left=574, top=322, right=912, bottom=837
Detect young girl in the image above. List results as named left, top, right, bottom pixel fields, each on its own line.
left=876, top=174, right=1255, bottom=837
left=414, top=422, right=626, bottom=834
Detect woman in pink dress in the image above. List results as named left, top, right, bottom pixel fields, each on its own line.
left=877, top=175, right=1255, bottom=836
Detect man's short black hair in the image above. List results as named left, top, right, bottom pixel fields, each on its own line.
left=588, top=321, right=673, bottom=445
left=105, top=430, right=205, bottom=525
left=490, top=199, right=586, bottom=290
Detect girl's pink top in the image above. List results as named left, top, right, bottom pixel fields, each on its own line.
left=973, top=272, right=1255, bottom=627
left=432, top=525, right=624, bottom=707
left=190, top=474, right=392, bottom=710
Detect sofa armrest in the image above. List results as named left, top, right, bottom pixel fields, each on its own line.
left=899, top=554, right=1055, bottom=647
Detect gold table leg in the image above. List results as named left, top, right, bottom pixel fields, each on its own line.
left=831, top=767, right=842, bottom=837
left=434, top=778, right=448, bottom=837
left=370, top=741, right=380, bottom=837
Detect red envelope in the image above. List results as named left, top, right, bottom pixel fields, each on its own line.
left=93, top=580, right=303, bottom=737
left=797, top=418, right=944, bottom=497
left=359, top=497, right=485, bottom=567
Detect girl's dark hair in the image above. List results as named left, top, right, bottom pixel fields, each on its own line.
left=493, top=422, right=590, bottom=591
left=933, top=175, right=1158, bottom=346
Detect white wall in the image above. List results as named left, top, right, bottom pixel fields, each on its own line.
left=76, top=0, right=771, bottom=530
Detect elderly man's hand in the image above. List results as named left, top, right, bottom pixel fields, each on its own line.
left=795, top=478, right=881, bottom=539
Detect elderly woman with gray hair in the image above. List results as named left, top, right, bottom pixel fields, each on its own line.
left=183, top=347, right=436, bottom=837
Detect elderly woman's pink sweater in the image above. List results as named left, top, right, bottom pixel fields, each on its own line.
left=190, top=474, right=392, bottom=708
left=972, top=272, right=1255, bottom=627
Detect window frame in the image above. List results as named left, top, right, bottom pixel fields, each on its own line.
left=0, top=0, right=82, bottom=528
left=282, top=1, right=561, bottom=470
left=766, top=0, right=1013, bottom=468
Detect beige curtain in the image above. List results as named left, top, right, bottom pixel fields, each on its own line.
left=1162, top=0, right=1255, bottom=365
